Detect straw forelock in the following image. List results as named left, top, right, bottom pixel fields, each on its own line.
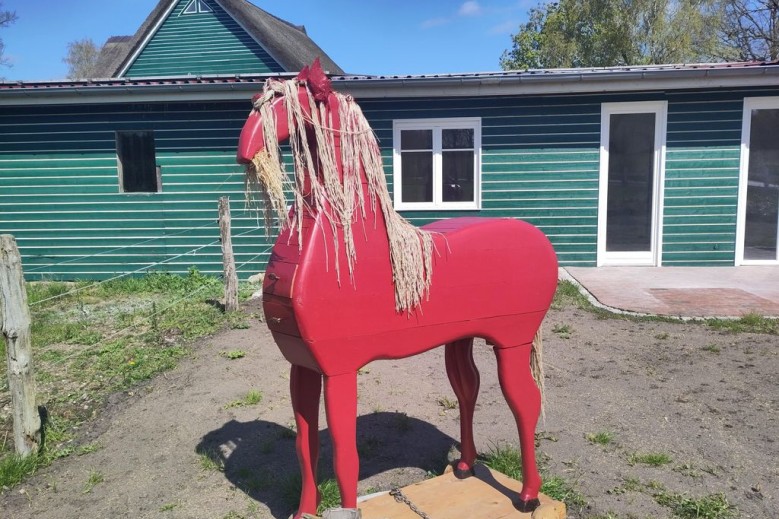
left=245, top=78, right=435, bottom=313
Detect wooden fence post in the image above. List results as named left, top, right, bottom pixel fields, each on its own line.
left=218, top=197, right=239, bottom=312
left=0, top=235, right=41, bottom=456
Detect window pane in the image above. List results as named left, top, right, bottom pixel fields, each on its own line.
left=401, top=130, right=432, bottom=150
left=745, top=108, right=779, bottom=260
left=606, top=113, right=655, bottom=252
left=443, top=129, right=474, bottom=149
left=401, top=152, right=433, bottom=202
left=442, top=151, right=474, bottom=202
left=118, top=131, right=158, bottom=193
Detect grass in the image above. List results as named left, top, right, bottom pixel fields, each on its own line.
left=221, top=349, right=247, bottom=360
left=585, top=431, right=614, bottom=445
left=551, top=280, right=593, bottom=311
left=707, top=313, right=778, bottom=335
left=436, top=396, right=457, bottom=410
left=198, top=448, right=225, bottom=472
left=552, top=323, right=572, bottom=339
left=479, top=443, right=587, bottom=511
left=553, top=280, right=777, bottom=336
left=0, top=269, right=256, bottom=489
left=654, top=491, right=736, bottom=519
left=609, top=477, right=736, bottom=518
left=225, top=390, right=264, bottom=409
left=701, top=344, right=721, bottom=353
left=82, top=469, right=104, bottom=493
left=628, top=451, right=673, bottom=467
left=0, top=452, right=41, bottom=488
left=283, top=475, right=341, bottom=515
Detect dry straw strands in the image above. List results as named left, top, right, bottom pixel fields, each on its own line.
left=245, top=78, right=434, bottom=312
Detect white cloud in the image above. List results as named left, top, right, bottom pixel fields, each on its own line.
left=421, top=17, right=451, bottom=29
left=458, top=1, right=482, bottom=17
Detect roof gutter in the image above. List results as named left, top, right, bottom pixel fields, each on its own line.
left=335, top=65, right=779, bottom=98
left=0, top=65, right=777, bottom=106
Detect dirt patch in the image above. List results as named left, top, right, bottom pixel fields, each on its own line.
left=1, top=298, right=776, bottom=518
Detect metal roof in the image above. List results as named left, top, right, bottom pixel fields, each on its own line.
left=1, top=61, right=778, bottom=105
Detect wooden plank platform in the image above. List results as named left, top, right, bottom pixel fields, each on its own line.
left=358, top=465, right=566, bottom=519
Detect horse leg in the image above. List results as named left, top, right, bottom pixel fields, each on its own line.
left=324, top=371, right=359, bottom=510
left=444, top=338, right=479, bottom=478
left=494, top=343, right=542, bottom=513
left=290, top=365, right=322, bottom=518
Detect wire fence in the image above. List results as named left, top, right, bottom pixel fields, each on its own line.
left=26, top=217, right=271, bottom=308
left=23, top=207, right=261, bottom=275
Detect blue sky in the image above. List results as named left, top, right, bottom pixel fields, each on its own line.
left=0, top=0, right=534, bottom=81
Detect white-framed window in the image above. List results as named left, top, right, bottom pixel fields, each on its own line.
left=597, top=101, right=667, bottom=266
left=181, top=0, right=212, bottom=15
left=736, top=96, right=779, bottom=265
left=392, top=118, right=481, bottom=210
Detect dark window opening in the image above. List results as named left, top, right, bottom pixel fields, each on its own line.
left=117, top=130, right=160, bottom=193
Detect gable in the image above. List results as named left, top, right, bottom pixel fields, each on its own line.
left=122, top=0, right=285, bottom=77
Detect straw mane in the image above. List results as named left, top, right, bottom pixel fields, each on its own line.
left=245, top=77, right=435, bottom=312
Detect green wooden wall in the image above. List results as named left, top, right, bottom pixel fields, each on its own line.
left=361, top=94, right=601, bottom=266
left=663, top=91, right=743, bottom=265
left=2, top=86, right=777, bottom=280
left=124, top=0, right=284, bottom=77
left=0, top=100, right=275, bottom=280
left=362, top=87, right=761, bottom=267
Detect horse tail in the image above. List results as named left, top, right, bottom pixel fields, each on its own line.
left=530, top=325, right=545, bottom=422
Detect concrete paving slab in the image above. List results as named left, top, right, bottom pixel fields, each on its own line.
left=564, top=266, right=779, bottom=318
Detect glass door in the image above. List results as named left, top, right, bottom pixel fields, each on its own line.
left=598, top=102, right=667, bottom=266
left=738, top=98, right=779, bottom=264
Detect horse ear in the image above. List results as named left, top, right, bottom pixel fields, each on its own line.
left=296, top=65, right=310, bottom=82
left=307, top=58, right=332, bottom=102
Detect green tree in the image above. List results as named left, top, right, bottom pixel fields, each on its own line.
left=500, top=0, right=724, bottom=70
left=0, top=1, right=18, bottom=69
left=719, top=0, right=779, bottom=61
left=63, top=38, right=102, bottom=79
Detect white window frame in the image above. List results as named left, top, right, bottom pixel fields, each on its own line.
left=736, top=96, right=779, bottom=265
left=392, top=118, right=481, bottom=211
left=597, top=101, right=667, bottom=267
left=181, top=0, right=212, bottom=15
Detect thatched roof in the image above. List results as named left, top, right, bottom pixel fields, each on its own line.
left=93, top=0, right=344, bottom=78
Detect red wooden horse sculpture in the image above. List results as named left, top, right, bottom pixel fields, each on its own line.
left=236, top=60, right=558, bottom=518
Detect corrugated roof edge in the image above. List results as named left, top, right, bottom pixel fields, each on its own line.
left=2, top=61, right=778, bottom=104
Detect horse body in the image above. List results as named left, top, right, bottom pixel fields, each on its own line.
left=237, top=63, right=558, bottom=518
left=266, top=212, right=557, bottom=374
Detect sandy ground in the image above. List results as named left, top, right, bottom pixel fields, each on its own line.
left=1, top=298, right=777, bottom=519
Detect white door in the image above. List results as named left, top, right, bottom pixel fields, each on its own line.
left=737, top=97, right=779, bottom=265
left=598, top=102, right=667, bottom=266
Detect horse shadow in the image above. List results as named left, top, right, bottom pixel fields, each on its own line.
left=196, top=412, right=457, bottom=518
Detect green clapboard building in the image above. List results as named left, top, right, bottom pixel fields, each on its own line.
left=2, top=0, right=779, bottom=280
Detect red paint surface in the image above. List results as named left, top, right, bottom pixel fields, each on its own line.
left=237, top=64, right=557, bottom=517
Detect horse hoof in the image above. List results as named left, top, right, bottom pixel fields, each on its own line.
left=453, top=465, right=475, bottom=479
left=514, top=497, right=541, bottom=513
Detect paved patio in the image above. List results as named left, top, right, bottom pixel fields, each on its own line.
left=563, top=266, right=779, bottom=318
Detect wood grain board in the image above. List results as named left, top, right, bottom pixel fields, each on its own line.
left=358, top=465, right=566, bottom=519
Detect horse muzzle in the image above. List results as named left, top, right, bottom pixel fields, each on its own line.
left=236, top=110, right=264, bottom=164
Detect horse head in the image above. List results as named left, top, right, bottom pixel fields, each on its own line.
left=237, top=60, right=435, bottom=313
left=236, top=58, right=334, bottom=165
